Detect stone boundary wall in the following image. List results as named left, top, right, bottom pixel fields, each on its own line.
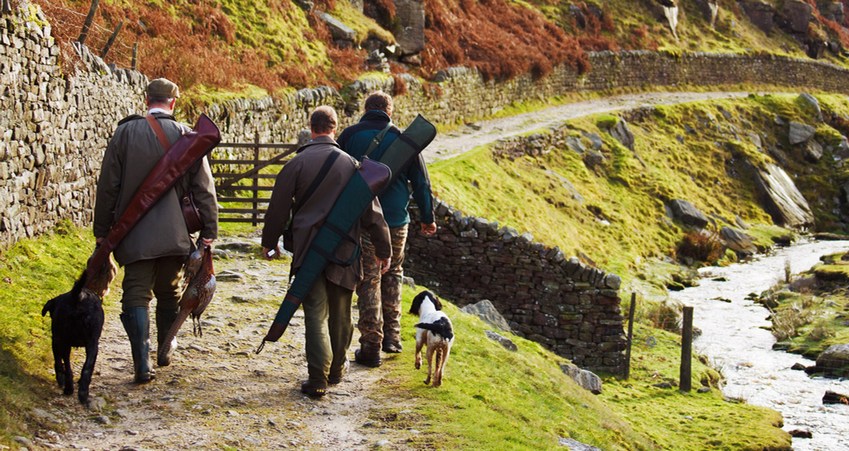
left=0, top=5, right=145, bottom=248
left=404, top=201, right=627, bottom=375
left=201, top=51, right=849, bottom=144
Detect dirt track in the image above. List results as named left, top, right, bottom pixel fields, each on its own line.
left=32, top=90, right=756, bottom=450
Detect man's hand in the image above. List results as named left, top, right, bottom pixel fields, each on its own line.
left=377, top=256, right=391, bottom=275
left=262, top=246, right=281, bottom=260
left=201, top=237, right=214, bottom=249
left=420, top=222, right=437, bottom=237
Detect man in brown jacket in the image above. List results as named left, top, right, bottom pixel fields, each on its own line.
left=261, top=106, right=391, bottom=397
left=94, top=78, right=218, bottom=383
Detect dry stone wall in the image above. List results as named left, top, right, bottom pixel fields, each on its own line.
left=0, top=6, right=145, bottom=248
left=200, top=51, right=849, bottom=144
left=405, top=201, right=627, bottom=375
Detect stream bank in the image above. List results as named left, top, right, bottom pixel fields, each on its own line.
left=668, top=240, right=849, bottom=451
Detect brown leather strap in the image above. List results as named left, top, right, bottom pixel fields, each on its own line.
left=146, top=114, right=172, bottom=151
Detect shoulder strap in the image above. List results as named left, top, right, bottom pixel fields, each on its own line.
left=293, top=150, right=341, bottom=214
left=146, top=114, right=172, bottom=151
left=363, top=123, right=393, bottom=158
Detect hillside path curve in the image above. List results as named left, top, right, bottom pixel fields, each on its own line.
left=424, top=91, right=752, bottom=162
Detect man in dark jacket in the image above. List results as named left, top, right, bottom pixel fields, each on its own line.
left=94, top=78, right=218, bottom=383
left=337, top=91, right=437, bottom=367
left=261, top=106, right=391, bottom=396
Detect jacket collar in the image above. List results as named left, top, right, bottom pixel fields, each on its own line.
left=297, top=134, right=339, bottom=153
left=360, top=110, right=390, bottom=123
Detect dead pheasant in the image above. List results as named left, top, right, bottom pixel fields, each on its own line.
left=158, top=243, right=216, bottom=366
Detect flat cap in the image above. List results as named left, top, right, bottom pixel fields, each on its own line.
left=147, top=78, right=180, bottom=99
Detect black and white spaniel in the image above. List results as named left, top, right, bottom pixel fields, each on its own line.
left=409, top=290, right=454, bottom=387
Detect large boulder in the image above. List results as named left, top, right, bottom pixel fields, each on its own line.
left=814, top=343, right=849, bottom=377
left=461, top=299, right=512, bottom=332
left=741, top=0, right=776, bottom=33
left=609, top=119, right=635, bottom=150
left=393, top=0, right=425, bottom=55
left=668, top=200, right=709, bottom=229
left=720, top=226, right=757, bottom=257
left=780, top=0, right=814, bottom=34
left=560, top=363, right=603, bottom=394
left=754, top=163, right=814, bottom=228
left=788, top=121, right=816, bottom=145
left=819, top=1, right=845, bottom=23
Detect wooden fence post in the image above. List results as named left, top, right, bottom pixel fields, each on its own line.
left=625, top=292, right=636, bottom=379
left=99, top=20, right=123, bottom=59
left=131, top=42, right=138, bottom=70
left=252, top=131, right=260, bottom=226
left=78, top=0, right=100, bottom=45
left=680, top=306, right=694, bottom=392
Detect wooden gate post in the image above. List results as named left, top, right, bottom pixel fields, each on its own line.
left=679, top=306, right=694, bottom=392
left=625, top=292, right=636, bottom=379
left=252, top=131, right=260, bottom=226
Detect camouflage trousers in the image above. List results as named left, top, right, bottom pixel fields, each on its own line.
left=356, top=225, right=408, bottom=349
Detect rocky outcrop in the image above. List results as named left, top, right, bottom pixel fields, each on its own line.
left=608, top=119, right=635, bottom=150
left=741, top=0, right=776, bottom=33
left=779, top=0, right=814, bottom=34
left=788, top=121, right=816, bottom=145
left=668, top=200, right=710, bottom=229
left=755, top=163, right=814, bottom=228
left=393, top=0, right=425, bottom=56
left=720, top=226, right=757, bottom=257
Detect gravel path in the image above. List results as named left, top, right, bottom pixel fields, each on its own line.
left=33, top=90, right=755, bottom=450
left=424, top=91, right=751, bottom=162
left=36, top=237, right=416, bottom=451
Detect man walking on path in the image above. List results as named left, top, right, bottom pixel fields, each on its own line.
left=261, top=106, right=391, bottom=397
left=94, top=78, right=219, bottom=383
left=337, top=91, right=437, bottom=367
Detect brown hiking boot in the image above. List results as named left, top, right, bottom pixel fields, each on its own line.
left=300, top=379, right=327, bottom=398
left=382, top=340, right=402, bottom=353
left=354, top=347, right=382, bottom=368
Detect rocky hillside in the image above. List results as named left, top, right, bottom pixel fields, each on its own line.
left=33, top=0, right=849, bottom=99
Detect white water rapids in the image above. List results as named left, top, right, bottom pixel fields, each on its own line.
left=668, top=240, right=849, bottom=450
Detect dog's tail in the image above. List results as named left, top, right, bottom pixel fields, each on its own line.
left=415, top=317, right=454, bottom=341
left=41, top=298, right=55, bottom=317
left=72, top=271, right=88, bottom=301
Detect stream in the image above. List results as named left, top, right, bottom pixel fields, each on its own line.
left=668, top=240, right=849, bottom=451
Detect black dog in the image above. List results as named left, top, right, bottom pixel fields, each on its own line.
left=41, top=271, right=105, bottom=404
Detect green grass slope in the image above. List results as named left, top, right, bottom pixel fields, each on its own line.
left=430, top=93, right=849, bottom=280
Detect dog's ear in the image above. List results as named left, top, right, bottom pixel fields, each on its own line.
left=410, top=291, right=424, bottom=315
left=431, top=294, right=443, bottom=311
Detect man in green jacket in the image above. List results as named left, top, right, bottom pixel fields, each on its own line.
left=337, top=91, right=437, bottom=367
left=262, top=106, right=391, bottom=396
left=94, top=78, right=218, bottom=383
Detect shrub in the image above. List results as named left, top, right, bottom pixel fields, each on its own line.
left=644, top=299, right=683, bottom=334
left=676, top=230, right=724, bottom=265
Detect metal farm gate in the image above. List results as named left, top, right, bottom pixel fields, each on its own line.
left=210, top=134, right=298, bottom=225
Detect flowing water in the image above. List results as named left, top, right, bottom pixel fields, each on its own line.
left=668, top=240, right=849, bottom=450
